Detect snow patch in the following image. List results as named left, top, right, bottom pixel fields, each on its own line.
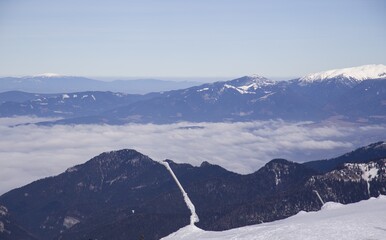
left=321, top=202, right=343, bottom=211
left=238, top=75, right=275, bottom=89
left=224, top=84, right=255, bottom=94
left=33, top=73, right=62, bottom=77
left=274, top=172, right=280, bottom=186
left=65, top=166, right=78, bottom=173
left=259, top=92, right=275, bottom=100
left=0, top=206, right=8, bottom=216
left=107, top=174, right=127, bottom=185
left=358, top=163, right=379, bottom=196
left=63, top=216, right=80, bottom=229
left=197, top=88, right=209, bottom=92
left=360, top=164, right=379, bottom=182
left=0, top=221, right=5, bottom=233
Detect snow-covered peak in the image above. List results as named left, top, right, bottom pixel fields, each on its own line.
left=244, top=74, right=267, bottom=79
left=225, top=75, right=275, bottom=93
left=33, top=73, right=63, bottom=78
left=241, top=74, right=274, bottom=85
left=299, top=64, right=386, bottom=84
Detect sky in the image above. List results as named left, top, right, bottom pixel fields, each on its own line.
left=0, top=0, right=385, bottom=79
left=0, top=117, right=385, bottom=194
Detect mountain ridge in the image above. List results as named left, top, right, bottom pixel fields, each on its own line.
left=299, top=64, right=386, bottom=84
left=1, top=64, right=385, bottom=125
left=0, top=76, right=201, bottom=94
left=0, top=141, right=385, bottom=239
left=304, top=141, right=386, bottom=173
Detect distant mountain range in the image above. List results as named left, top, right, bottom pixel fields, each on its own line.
left=0, top=64, right=384, bottom=125
left=0, top=91, right=160, bottom=119
left=0, top=141, right=385, bottom=240
left=0, top=74, right=200, bottom=94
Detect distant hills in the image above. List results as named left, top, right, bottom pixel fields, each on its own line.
left=0, top=141, right=385, bottom=240
left=0, top=64, right=385, bottom=125
left=0, top=74, right=201, bottom=94
left=0, top=91, right=159, bottom=119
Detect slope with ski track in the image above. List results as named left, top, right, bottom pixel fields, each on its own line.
left=161, top=160, right=199, bottom=225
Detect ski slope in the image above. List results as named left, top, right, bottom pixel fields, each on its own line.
left=162, top=195, right=386, bottom=240
left=161, top=160, right=199, bottom=225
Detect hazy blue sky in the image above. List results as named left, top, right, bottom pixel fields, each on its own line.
left=0, top=0, right=385, bottom=79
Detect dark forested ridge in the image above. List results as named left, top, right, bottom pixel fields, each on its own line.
left=0, top=142, right=385, bottom=239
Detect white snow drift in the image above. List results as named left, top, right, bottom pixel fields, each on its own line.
left=163, top=195, right=386, bottom=240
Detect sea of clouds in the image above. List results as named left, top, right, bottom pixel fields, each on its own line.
left=0, top=117, right=385, bottom=194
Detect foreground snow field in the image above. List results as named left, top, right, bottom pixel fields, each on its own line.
left=163, top=195, right=386, bottom=240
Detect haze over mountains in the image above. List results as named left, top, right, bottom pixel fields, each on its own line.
left=0, top=64, right=385, bottom=125
left=0, top=74, right=200, bottom=94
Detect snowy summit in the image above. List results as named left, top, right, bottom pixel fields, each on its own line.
left=242, top=74, right=275, bottom=86
left=226, top=74, right=275, bottom=93
left=33, top=73, right=63, bottom=78
left=299, top=64, right=386, bottom=83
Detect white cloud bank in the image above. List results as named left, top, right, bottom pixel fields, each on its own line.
left=0, top=117, right=385, bottom=195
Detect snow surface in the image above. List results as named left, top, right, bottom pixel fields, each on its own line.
left=0, top=221, right=4, bottom=233
left=0, top=206, right=8, bottom=216
left=162, top=195, right=386, bottom=240
left=224, top=84, right=255, bottom=94
left=220, top=75, right=276, bottom=95
left=161, top=161, right=199, bottom=225
left=197, top=87, right=209, bottom=92
left=300, top=64, right=386, bottom=83
left=33, top=73, right=62, bottom=77
left=359, top=163, right=379, bottom=196
left=237, top=75, right=275, bottom=90
left=259, top=92, right=275, bottom=100
left=63, top=216, right=80, bottom=229
left=65, top=166, right=78, bottom=173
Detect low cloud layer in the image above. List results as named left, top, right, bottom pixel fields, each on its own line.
left=0, top=117, right=385, bottom=194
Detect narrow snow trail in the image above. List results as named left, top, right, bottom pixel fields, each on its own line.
left=359, top=163, right=379, bottom=197
left=161, top=161, right=199, bottom=225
